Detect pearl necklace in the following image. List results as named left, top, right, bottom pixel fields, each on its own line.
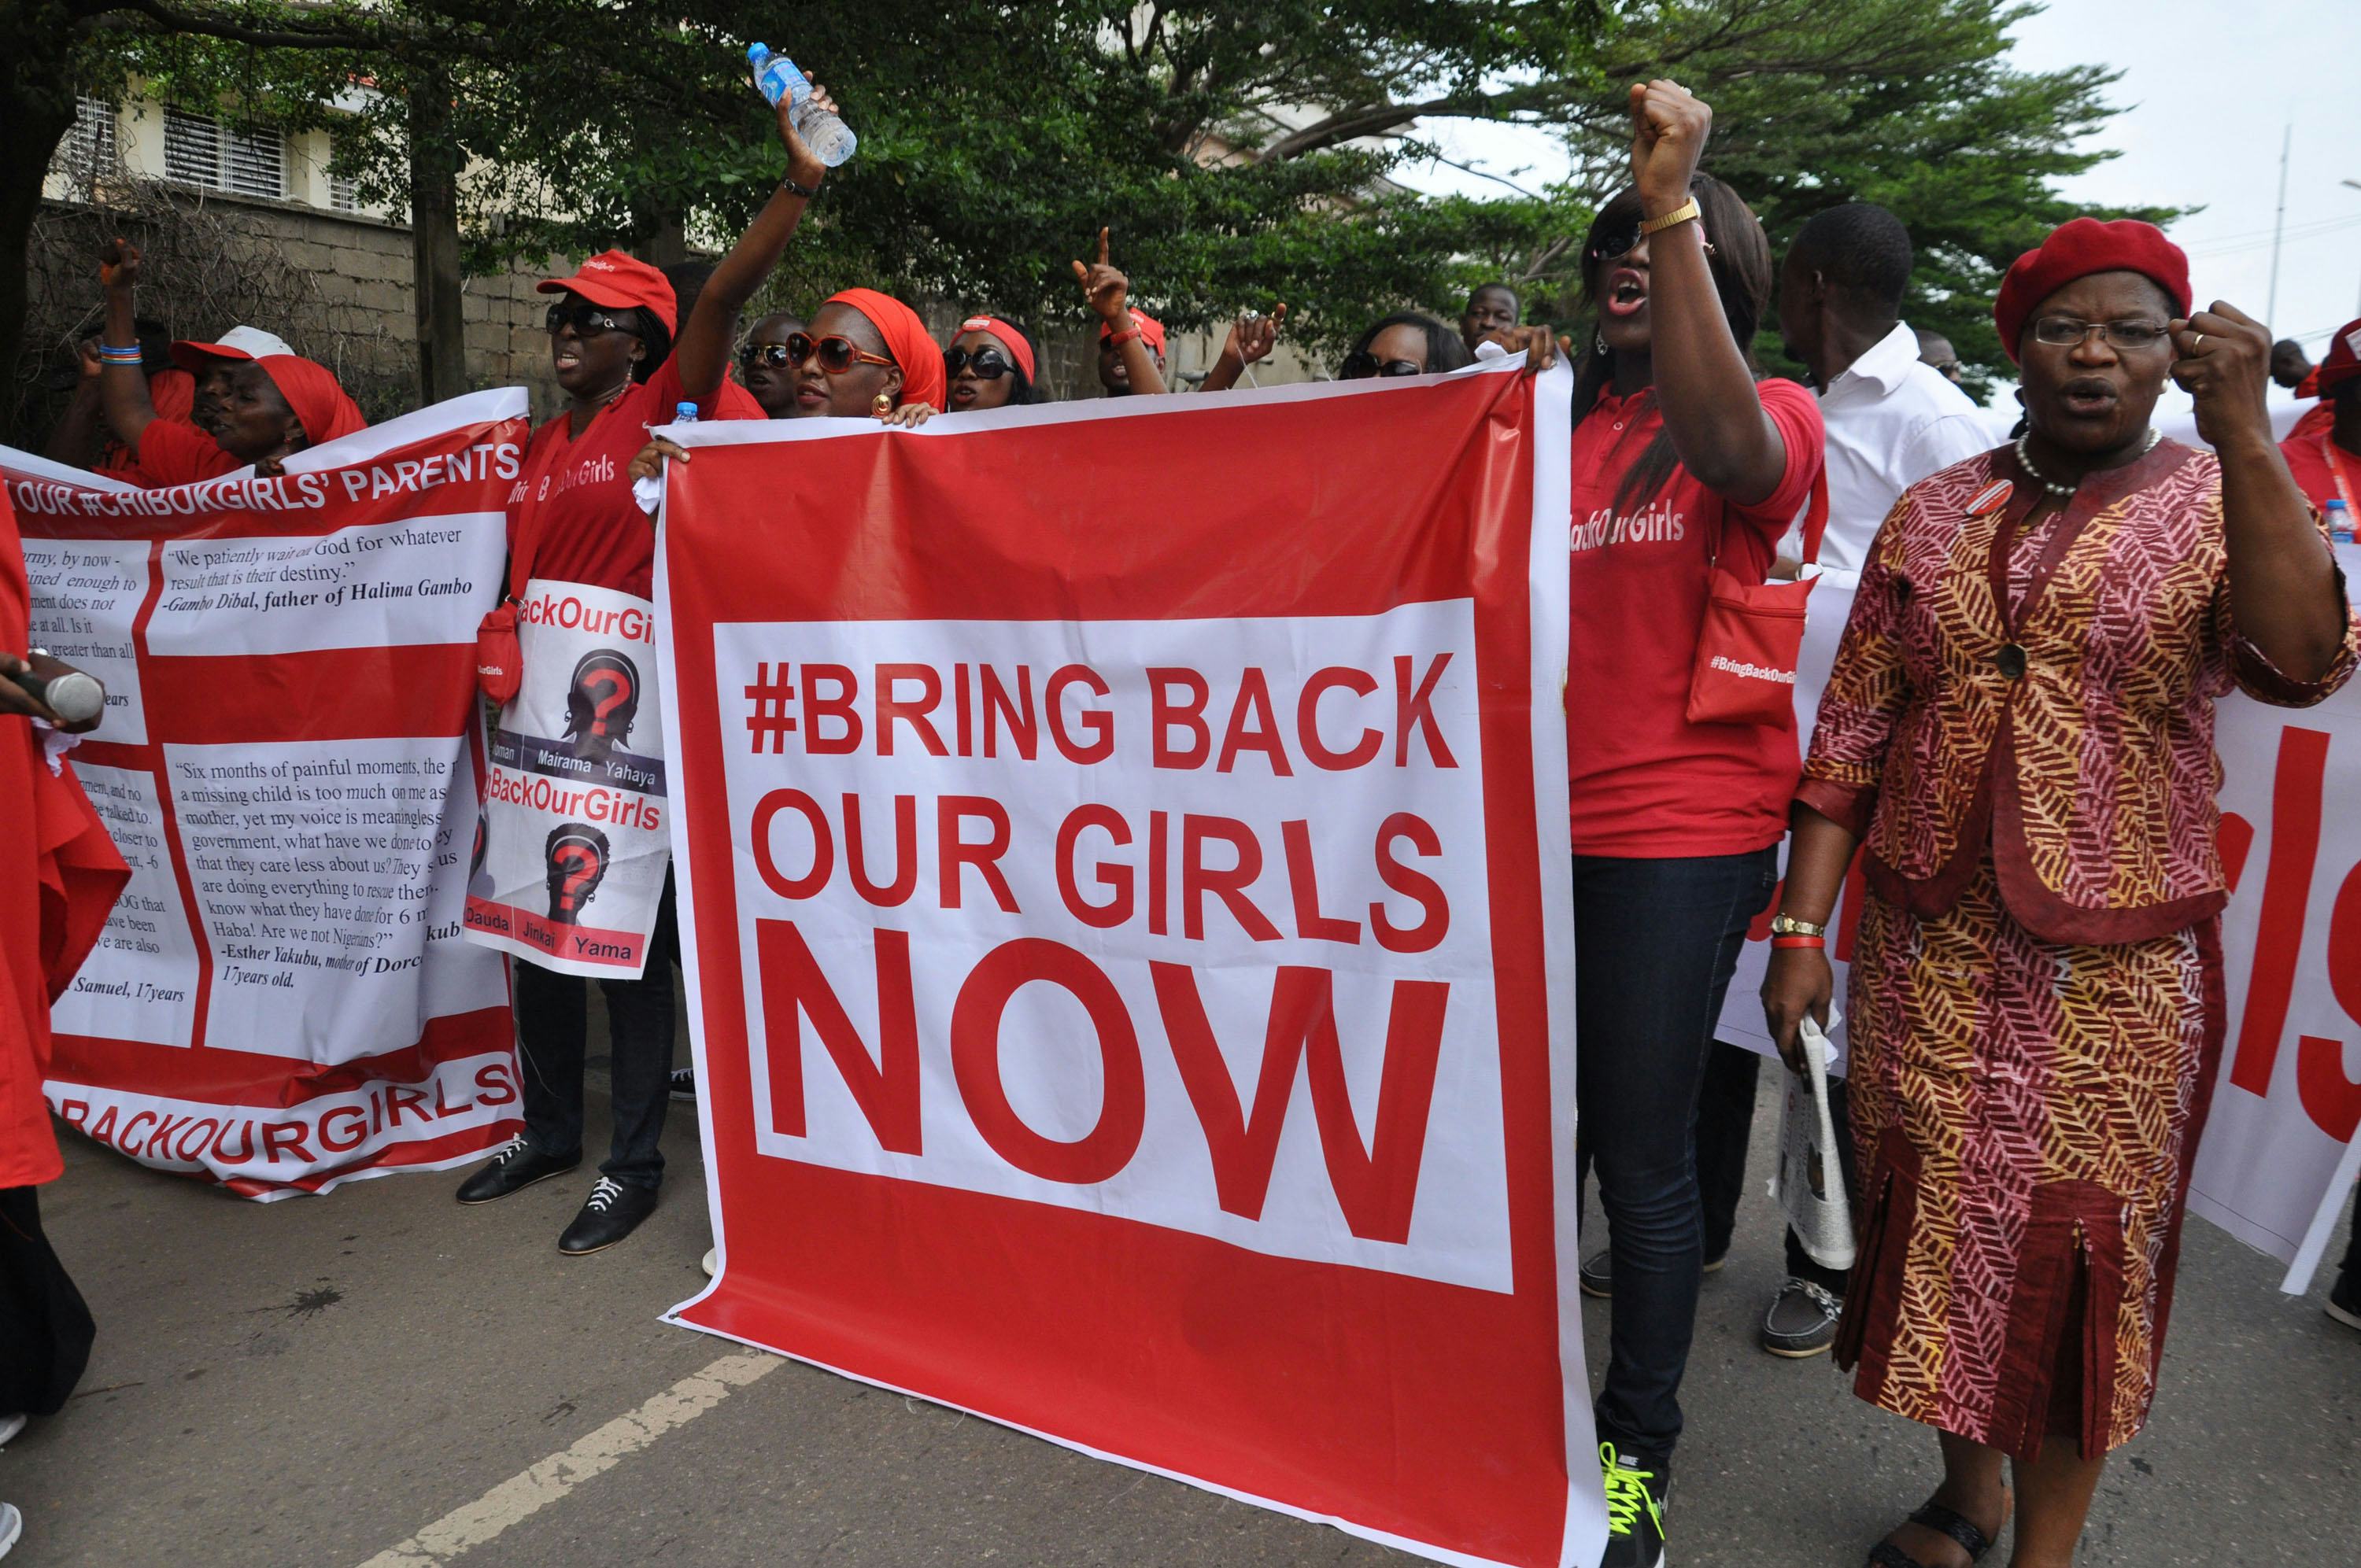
left=2014, top=427, right=2160, bottom=500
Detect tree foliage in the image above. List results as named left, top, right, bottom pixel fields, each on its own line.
left=11, top=0, right=2172, bottom=417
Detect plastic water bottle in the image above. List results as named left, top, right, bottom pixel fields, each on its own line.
left=748, top=44, right=857, bottom=167
left=2327, top=498, right=2353, bottom=544
left=674, top=400, right=697, bottom=426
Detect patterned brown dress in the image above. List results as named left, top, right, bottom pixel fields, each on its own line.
left=1798, top=441, right=2358, bottom=1460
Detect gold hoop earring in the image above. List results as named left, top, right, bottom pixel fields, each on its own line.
left=872, top=391, right=893, bottom=416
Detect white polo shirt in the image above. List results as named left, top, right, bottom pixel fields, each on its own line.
left=1794, top=320, right=1993, bottom=581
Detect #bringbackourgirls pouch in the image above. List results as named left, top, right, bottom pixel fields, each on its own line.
left=475, top=599, right=523, bottom=707
left=1686, top=470, right=1827, bottom=727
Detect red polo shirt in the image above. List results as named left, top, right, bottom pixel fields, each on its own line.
left=510, top=356, right=759, bottom=600
left=1565, top=376, right=1826, bottom=857
left=2281, top=423, right=2357, bottom=515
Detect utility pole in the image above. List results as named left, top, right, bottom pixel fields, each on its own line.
left=2267, top=124, right=2291, bottom=331
left=2345, top=179, right=2361, bottom=316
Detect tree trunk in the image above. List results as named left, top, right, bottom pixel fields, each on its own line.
left=0, top=18, right=81, bottom=447
left=408, top=74, right=468, bottom=406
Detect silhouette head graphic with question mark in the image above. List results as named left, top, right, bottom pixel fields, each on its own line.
left=563, top=650, right=641, bottom=761
left=543, top=822, right=611, bottom=926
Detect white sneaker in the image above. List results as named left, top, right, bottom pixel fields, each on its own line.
left=700, top=1246, right=718, bottom=1278
left=0, top=1413, right=24, bottom=1448
left=0, top=1500, right=23, bottom=1559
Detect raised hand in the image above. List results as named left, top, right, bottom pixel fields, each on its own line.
left=774, top=79, right=838, bottom=191
left=2171, top=301, right=2273, bottom=452
left=1071, top=227, right=1132, bottom=326
left=1222, top=304, right=1286, bottom=369
left=99, top=237, right=142, bottom=293
left=1495, top=323, right=1561, bottom=375
left=1629, top=79, right=1711, bottom=214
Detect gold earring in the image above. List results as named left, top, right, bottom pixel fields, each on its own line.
left=872, top=391, right=893, bottom=415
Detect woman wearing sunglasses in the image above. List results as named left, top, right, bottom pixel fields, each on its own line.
left=1336, top=312, right=1471, bottom=381
left=943, top=315, right=1040, bottom=412
left=734, top=312, right=809, bottom=419
left=1500, top=81, right=1827, bottom=1568
left=453, top=80, right=848, bottom=1258
left=783, top=289, right=948, bottom=422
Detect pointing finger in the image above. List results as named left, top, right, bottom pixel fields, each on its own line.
left=1097, top=227, right=1110, bottom=266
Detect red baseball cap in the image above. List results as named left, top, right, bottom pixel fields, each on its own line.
left=1099, top=308, right=1166, bottom=356
left=1993, top=218, right=2191, bottom=365
left=2315, top=319, right=2361, bottom=397
left=538, top=249, right=678, bottom=337
left=169, top=324, right=295, bottom=375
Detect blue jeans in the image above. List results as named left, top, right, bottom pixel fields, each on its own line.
left=1573, top=847, right=1779, bottom=1459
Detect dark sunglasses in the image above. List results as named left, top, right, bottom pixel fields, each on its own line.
left=1340, top=352, right=1424, bottom=381
left=785, top=332, right=896, bottom=375
left=738, top=341, right=795, bottom=370
left=943, top=345, right=1015, bottom=380
left=545, top=302, right=640, bottom=337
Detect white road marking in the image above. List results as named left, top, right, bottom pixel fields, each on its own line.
left=356, top=1350, right=781, bottom=1566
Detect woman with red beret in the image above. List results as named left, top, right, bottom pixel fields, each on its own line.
left=2279, top=318, right=2359, bottom=515
left=1762, top=217, right=2357, bottom=1567
left=91, top=245, right=365, bottom=484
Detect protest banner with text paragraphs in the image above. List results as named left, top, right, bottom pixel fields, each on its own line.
left=656, top=363, right=1600, bottom=1568
left=1717, top=555, right=2361, bottom=1294
left=462, top=576, right=671, bottom=977
left=1, top=390, right=522, bottom=1198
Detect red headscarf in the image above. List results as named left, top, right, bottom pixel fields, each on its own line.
left=255, top=355, right=368, bottom=448
left=825, top=289, right=947, bottom=411
left=1993, top=218, right=2192, bottom=364
left=955, top=315, right=1036, bottom=383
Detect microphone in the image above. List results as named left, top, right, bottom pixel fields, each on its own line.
left=8, top=659, right=105, bottom=725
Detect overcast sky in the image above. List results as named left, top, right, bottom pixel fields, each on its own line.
left=1395, top=1, right=2361, bottom=415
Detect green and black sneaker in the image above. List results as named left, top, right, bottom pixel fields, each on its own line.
left=1598, top=1441, right=1672, bottom=1568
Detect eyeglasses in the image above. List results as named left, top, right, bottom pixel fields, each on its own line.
left=783, top=333, right=896, bottom=374
left=943, top=345, right=1015, bottom=380
left=2030, top=316, right=2170, bottom=351
left=1340, top=352, right=1425, bottom=380
left=1590, top=227, right=1642, bottom=262
left=545, top=302, right=639, bottom=337
left=738, top=342, right=795, bottom=370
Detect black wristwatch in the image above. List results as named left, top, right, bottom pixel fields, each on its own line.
left=781, top=171, right=821, bottom=200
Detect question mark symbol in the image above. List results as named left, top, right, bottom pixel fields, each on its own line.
left=583, top=668, right=631, bottom=740
left=553, top=844, right=598, bottom=913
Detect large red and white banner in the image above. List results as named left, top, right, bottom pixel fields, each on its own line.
left=1718, top=558, right=2361, bottom=1292
left=2, top=392, right=523, bottom=1198
left=657, top=363, right=1601, bottom=1566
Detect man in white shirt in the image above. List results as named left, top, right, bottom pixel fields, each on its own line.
left=1774, top=203, right=1993, bottom=581
left=1697, top=203, right=1991, bottom=1362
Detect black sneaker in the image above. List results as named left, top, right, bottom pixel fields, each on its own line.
left=559, top=1177, right=658, bottom=1256
left=455, top=1138, right=582, bottom=1205
left=1761, top=1278, right=1845, bottom=1358
left=2329, top=1269, right=2361, bottom=1333
left=1597, top=1441, right=1670, bottom=1568
left=669, top=1066, right=696, bottom=1101
left=1578, top=1245, right=1727, bottom=1299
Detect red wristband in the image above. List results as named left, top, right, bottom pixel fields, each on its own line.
left=1106, top=326, right=1140, bottom=348
left=1771, top=935, right=1827, bottom=950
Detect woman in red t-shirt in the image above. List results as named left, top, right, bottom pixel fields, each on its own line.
left=451, top=81, right=853, bottom=1256
left=1532, top=81, right=1827, bottom=1568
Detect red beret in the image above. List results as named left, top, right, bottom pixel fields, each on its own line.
left=1993, top=218, right=2191, bottom=364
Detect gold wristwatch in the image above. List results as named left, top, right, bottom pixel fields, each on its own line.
left=1768, top=913, right=1827, bottom=939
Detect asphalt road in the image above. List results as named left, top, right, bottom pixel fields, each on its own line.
left=4, top=1001, right=2355, bottom=1568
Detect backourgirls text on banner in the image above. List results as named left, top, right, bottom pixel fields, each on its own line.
left=462, top=575, right=669, bottom=978
left=655, top=362, right=1601, bottom=1568
left=0, top=389, right=524, bottom=1198
left=1716, top=554, right=2361, bottom=1293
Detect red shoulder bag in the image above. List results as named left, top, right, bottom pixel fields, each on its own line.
left=1685, top=467, right=1829, bottom=727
